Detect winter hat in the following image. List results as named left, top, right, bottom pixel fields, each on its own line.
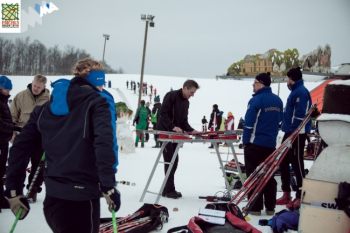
left=140, top=100, right=145, bottom=106
left=287, top=67, right=302, bottom=81
left=213, top=104, right=218, bottom=109
left=145, top=102, right=150, bottom=107
left=220, top=111, right=224, bottom=115
left=0, top=76, right=12, bottom=90
left=255, top=72, right=271, bottom=87
left=154, top=95, right=160, bottom=102
left=228, top=112, right=233, bottom=117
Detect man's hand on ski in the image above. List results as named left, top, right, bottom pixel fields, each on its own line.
left=101, top=186, right=121, bottom=212
left=5, top=190, right=30, bottom=220
left=172, top=127, right=183, bottom=133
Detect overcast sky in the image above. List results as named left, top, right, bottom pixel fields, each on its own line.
left=1, top=0, right=350, bottom=79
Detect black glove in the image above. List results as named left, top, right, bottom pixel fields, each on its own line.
left=5, top=189, right=30, bottom=220
left=100, top=186, right=121, bottom=212
left=14, top=126, right=22, bottom=132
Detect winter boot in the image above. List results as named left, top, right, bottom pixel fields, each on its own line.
left=276, top=192, right=292, bottom=205
left=208, top=144, right=214, bottom=149
left=135, top=143, right=138, bottom=148
left=141, top=143, right=144, bottom=148
left=152, top=141, right=160, bottom=148
left=286, top=197, right=301, bottom=210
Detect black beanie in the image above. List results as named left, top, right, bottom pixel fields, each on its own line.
left=255, top=72, right=271, bottom=87
left=213, top=104, right=218, bottom=109
left=287, top=67, right=302, bottom=81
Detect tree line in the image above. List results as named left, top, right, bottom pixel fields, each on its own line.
left=0, top=36, right=124, bottom=76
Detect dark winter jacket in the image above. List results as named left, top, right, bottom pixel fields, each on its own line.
left=238, top=118, right=245, bottom=130
left=0, top=93, right=20, bottom=143
left=156, top=88, right=194, bottom=132
left=6, top=78, right=118, bottom=201
left=208, top=107, right=222, bottom=131
left=242, top=87, right=283, bottom=148
left=152, top=103, right=162, bottom=125
left=201, top=117, right=208, bottom=124
left=282, top=79, right=312, bottom=134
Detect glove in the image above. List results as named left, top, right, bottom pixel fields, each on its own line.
left=101, top=186, right=121, bottom=212
left=5, top=190, right=30, bottom=220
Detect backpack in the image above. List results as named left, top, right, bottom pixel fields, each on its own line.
left=259, top=209, right=299, bottom=233
left=99, top=203, right=168, bottom=233
left=151, top=109, right=158, bottom=123
left=167, top=203, right=262, bottom=233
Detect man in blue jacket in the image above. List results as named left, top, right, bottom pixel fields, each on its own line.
left=277, top=67, right=312, bottom=210
left=243, top=72, right=283, bottom=216
left=5, top=58, right=121, bottom=233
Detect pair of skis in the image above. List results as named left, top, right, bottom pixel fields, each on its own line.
left=229, top=104, right=318, bottom=216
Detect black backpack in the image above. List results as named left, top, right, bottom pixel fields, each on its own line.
left=99, top=203, right=168, bottom=233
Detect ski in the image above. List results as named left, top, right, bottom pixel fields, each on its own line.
left=99, top=210, right=145, bottom=232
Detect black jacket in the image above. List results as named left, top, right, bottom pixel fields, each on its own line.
left=208, top=107, right=222, bottom=130
left=6, top=78, right=118, bottom=201
left=201, top=117, right=208, bottom=124
left=155, top=88, right=194, bottom=132
left=0, top=93, right=17, bottom=143
left=152, top=103, right=162, bottom=125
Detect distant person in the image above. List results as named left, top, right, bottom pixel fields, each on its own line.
left=5, top=58, right=120, bottom=232
left=154, top=88, right=157, bottom=96
left=219, top=111, right=225, bottom=131
left=238, top=117, right=245, bottom=130
left=170, top=87, right=173, bottom=91
left=155, top=80, right=200, bottom=198
left=201, top=116, right=208, bottom=132
left=145, top=86, right=148, bottom=95
left=150, top=84, right=153, bottom=94
left=225, top=112, right=235, bottom=130
left=145, top=102, right=151, bottom=142
left=0, top=76, right=22, bottom=212
left=137, top=82, right=140, bottom=89
left=126, top=80, right=129, bottom=89
left=10, top=74, right=50, bottom=203
left=278, top=67, right=312, bottom=211
left=208, top=104, right=221, bottom=148
left=151, top=95, right=162, bottom=148
left=243, top=72, right=283, bottom=216
left=133, top=83, right=136, bottom=94
left=133, top=100, right=148, bottom=148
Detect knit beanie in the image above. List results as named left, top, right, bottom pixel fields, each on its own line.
left=0, top=75, right=12, bottom=90
left=213, top=104, right=218, bottom=109
left=145, top=102, right=150, bottom=107
left=287, top=67, right=302, bottom=81
left=255, top=72, right=271, bottom=87
left=154, top=95, right=160, bottom=102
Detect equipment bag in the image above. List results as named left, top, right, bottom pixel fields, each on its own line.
left=167, top=203, right=261, bottom=233
left=151, top=109, right=158, bottom=123
left=99, top=203, right=168, bottom=233
left=259, top=209, right=299, bottom=233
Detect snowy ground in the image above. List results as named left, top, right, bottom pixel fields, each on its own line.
left=0, top=74, right=322, bottom=232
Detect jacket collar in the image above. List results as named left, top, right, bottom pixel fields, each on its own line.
left=252, top=86, right=272, bottom=97
left=289, top=79, right=304, bottom=91
left=177, top=88, right=187, bottom=100
left=0, top=92, right=10, bottom=102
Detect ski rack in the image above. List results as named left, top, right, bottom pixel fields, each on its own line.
left=139, top=133, right=242, bottom=204
left=229, top=103, right=319, bottom=216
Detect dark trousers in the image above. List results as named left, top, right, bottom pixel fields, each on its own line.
left=244, top=143, right=276, bottom=211
left=152, top=123, right=159, bottom=142
left=28, top=147, right=45, bottom=190
left=280, top=133, right=307, bottom=198
left=162, top=142, right=179, bottom=194
left=145, top=122, right=150, bottom=141
left=0, top=143, right=9, bottom=201
left=44, top=195, right=100, bottom=233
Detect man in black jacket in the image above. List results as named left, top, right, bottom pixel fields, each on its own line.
left=0, top=76, right=21, bottom=213
left=208, top=104, right=222, bottom=148
left=5, top=59, right=121, bottom=232
left=151, top=95, right=162, bottom=148
left=156, top=79, right=200, bottom=198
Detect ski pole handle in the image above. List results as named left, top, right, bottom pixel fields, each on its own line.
left=112, top=209, right=118, bottom=233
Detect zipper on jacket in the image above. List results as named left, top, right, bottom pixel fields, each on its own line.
left=83, top=101, right=93, bottom=138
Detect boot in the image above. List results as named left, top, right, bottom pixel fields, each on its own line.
left=135, top=143, right=138, bottom=148
left=276, top=192, right=292, bottom=205
left=141, top=143, right=144, bottom=148
left=286, top=197, right=301, bottom=210
left=208, top=144, right=214, bottom=149
left=152, top=141, right=160, bottom=148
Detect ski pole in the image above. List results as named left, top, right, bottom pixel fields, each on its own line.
left=10, top=152, right=46, bottom=233
left=112, top=209, right=118, bottom=233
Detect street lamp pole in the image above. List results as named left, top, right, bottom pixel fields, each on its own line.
left=102, top=34, right=110, bottom=64
left=138, top=14, right=155, bottom=108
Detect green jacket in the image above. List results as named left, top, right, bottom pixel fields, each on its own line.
left=133, top=105, right=148, bottom=125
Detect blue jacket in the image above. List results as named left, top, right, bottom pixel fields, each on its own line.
left=242, top=87, right=283, bottom=148
left=282, top=79, right=312, bottom=134
left=6, top=78, right=118, bottom=201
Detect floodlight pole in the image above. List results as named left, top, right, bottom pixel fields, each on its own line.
left=138, top=16, right=153, bottom=108
left=102, top=34, right=109, bottom=64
